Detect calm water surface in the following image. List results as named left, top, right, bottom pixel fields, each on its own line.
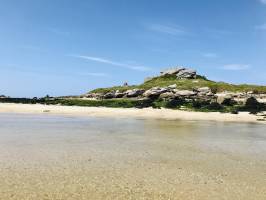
left=0, top=113, right=265, bottom=200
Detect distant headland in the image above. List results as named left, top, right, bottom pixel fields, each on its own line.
left=1, top=66, right=266, bottom=120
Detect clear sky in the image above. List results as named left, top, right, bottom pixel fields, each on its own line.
left=0, top=0, right=266, bottom=97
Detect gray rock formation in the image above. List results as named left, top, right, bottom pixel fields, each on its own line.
left=167, top=84, right=177, bottom=89
left=125, top=89, right=145, bottom=98
left=160, top=67, right=197, bottom=79
left=215, top=93, right=237, bottom=105
left=103, top=92, right=116, bottom=99
left=84, top=93, right=103, bottom=99
left=160, top=67, right=185, bottom=76
left=174, top=90, right=197, bottom=97
left=176, top=69, right=197, bottom=79
left=197, top=87, right=213, bottom=97
left=114, top=90, right=125, bottom=98
left=159, top=92, right=176, bottom=99
left=143, top=87, right=168, bottom=98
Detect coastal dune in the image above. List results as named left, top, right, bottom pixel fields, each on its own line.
left=0, top=103, right=264, bottom=123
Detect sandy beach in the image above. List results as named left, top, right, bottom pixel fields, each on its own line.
left=0, top=103, right=265, bottom=123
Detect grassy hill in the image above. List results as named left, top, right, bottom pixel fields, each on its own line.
left=1, top=73, right=265, bottom=116
left=90, top=74, right=266, bottom=94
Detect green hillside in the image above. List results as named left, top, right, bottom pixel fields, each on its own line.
left=90, top=74, right=266, bottom=94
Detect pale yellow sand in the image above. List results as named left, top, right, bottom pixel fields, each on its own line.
left=0, top=103, right=265, bottom=123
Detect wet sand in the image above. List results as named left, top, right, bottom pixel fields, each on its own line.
left=0, top=113, right=266, bottom=199
left=0, top=103, right=265, bottom=123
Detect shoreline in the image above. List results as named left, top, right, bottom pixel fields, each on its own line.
left=0, top=103, right=265, bottom=123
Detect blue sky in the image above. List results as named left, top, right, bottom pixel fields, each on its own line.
left=0, top=0, right=266, bottom=97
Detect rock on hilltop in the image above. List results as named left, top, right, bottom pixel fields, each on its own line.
left=160, top=67, right=197, bottom=79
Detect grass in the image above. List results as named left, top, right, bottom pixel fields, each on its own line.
left=1, top=97, right=265, bottom=114
left=44, top=98, right=149, bottom=108
left=90, top=74, right=266, bottom=94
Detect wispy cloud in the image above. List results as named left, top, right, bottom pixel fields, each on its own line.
left=71, top=55, right=152, bottom=71
left=202, top=53, right=218, bottom=58
left=148, top=24, right=186, bottom=36
left=255, top=23, right=266, bottom=30
left=259, top=0, right=266, bottom=4
left=222, top=64, right=250, bottom=71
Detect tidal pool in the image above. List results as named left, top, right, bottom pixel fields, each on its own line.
left=0, top=113, right=265, bottom=199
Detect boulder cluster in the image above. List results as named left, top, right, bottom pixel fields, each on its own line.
left=160, top=67, right=197, bottom=79
left=84, top=67, right=266, bottom=108
left=85, top=85, right=212, bottom=101
left=84, top=85, right=266, bottom=106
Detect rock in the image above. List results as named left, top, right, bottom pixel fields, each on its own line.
left=114, top=90, right=125, bottom=98
left=143, top=87, right=168, bottom=98
left=125, top=89, right=145, bottom=98
left=159, top=92, right=176, bottom=99
left=216, top=93, right=236, bottom=105
left=256, top=94, right=266, bottom=103
left=167, top=84, right=177, bottom=89
left=176, top=69, right=197, bottom=79
left=160, top=67, right=197, bottom=79
left=247, top=91, right=254, bottom=95
left=160, top=67, right=185, bottom=76
left=175, top=90, right=197, bottom=97
left=103, top=91, right=116, bottom=99
left=197, top=87, right=211, bottom=93
left=196, top=87, right=213, bottom=97
left=84, top=93, right=103, bottom=99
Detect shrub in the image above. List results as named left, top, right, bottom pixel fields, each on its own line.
left=206, top=102, right=224, bottom=111
left=165, top=98, right=184, bottom=108
left=243, top=97, right=262, bottom=114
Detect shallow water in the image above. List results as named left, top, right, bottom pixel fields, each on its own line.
left=0, top=113, right=266, bottom=200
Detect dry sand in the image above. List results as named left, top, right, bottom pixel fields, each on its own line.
left=0, top=103, right=265, bottom=123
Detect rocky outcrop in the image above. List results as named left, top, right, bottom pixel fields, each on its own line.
left=85, top=86, right=266, bottom=108
left=159, top=92, right=176, bottom=99
left=114, top=90, right=124, bottom=98
left=174, top=90, right=197, bottom=97
left=84, top=93, right=103, bottom=99
left=143, top=87, right=168, bottom=98
left=167, top=84, right=177, bottom=89
left=216, top=93, right=234, bottom=105
left=83, top=87, right=265, bottom=114
left=160, top=67, right=185, bottom=76
left=103, top=91, right=116, bottom=99
left=160, top=67, right=197, bottom=79
left=125, top=89, right=145, bottom=98
left=176, top=69, right=197, bottom=79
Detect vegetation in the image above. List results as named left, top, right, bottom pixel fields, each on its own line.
left=90, top=74, right=266, bottom=94
left=1, top=97, right=265, bottom=114
left=1, top=74, right=265, bottom=114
